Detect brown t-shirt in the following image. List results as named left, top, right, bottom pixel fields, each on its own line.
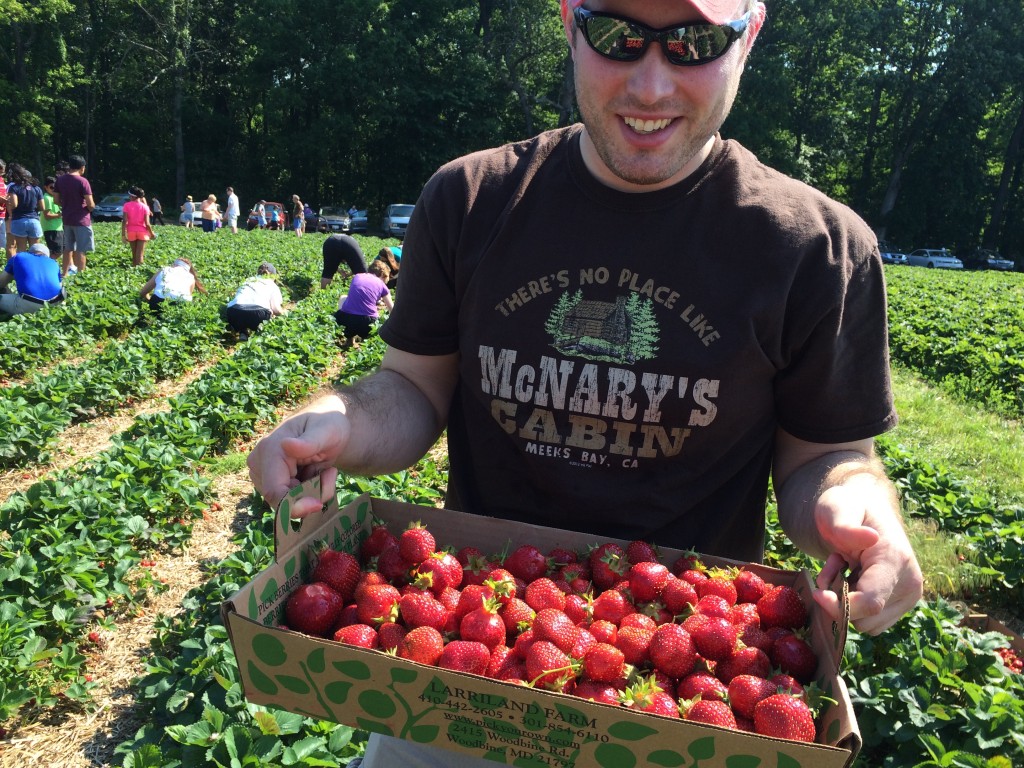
left=381, top=126, right=896, bottom=561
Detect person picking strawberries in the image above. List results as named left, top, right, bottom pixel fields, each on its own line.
left=248, top=1, right=923, bottom=765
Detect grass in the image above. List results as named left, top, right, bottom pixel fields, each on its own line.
left=888, top=363, right=1024, bottom=506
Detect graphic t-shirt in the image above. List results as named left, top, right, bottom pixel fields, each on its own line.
left=54, top=174, right=93, bottom=226
left=380, top=126, right=896, bottom=561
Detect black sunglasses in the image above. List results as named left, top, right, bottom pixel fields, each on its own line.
left=573, top=7, right=751, bottom=66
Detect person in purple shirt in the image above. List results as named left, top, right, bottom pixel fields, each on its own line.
left=51, top=154, right=95, bottom=276
left=0, top=243, right=65, bottom=317
left=333, top=260, right=393, bottom=340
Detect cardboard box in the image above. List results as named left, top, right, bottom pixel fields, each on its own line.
left=961, top=613, right=1024, bottom=655
left=223, top=476, right=862, bottom=768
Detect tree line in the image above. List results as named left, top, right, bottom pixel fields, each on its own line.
left=2, top=0, right=1021, bottom=257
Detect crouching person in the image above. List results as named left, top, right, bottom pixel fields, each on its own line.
left=0, top=243, right=66, bottom=317
left=334, top=259, right=393, bottom=340
left=226, top=261, right=286, bottom=341
left=139, top=257, right=208, bottom=313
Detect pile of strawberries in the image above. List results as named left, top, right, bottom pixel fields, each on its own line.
left=997, top=647, right=1024, bottom=675
left=282, top=520, right=825, bottom=743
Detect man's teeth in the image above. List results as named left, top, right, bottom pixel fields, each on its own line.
left=624, top=117, right=672, bottom=134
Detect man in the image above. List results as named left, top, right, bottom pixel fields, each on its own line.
left=248, top=1, right=922, bottom=764
left=224, top=186, right=240, bottom=233
left=150, top=196, right=165, bottom=225
left=51, top=154, right=95, bottom=275
left=0, top=243, right=65, bottom=317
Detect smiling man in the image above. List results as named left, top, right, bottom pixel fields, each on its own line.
left=248, top=3, right=922, bottom=764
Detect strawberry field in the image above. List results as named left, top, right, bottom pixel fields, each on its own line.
left=1, top=230, right=1023, bottom=767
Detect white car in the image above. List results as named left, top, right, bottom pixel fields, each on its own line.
left=382, top=203, right=414, bottom=238
left=907, top=249, right=963, bottom=269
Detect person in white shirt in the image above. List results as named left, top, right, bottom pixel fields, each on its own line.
left=224, top=187, right=241, bottom=233
left=139, top=257, right=208, bottom=312
left=226, top=261, right=286, bottom=340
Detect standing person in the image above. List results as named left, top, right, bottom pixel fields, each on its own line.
left=139, top=257, right=208, bottom=312
left=333, top=259, right=393, bottom=340
left=0, top=159, right=8, bottom=257
left=40, top=176, right=64, bottom=259
left=4, top=162, right=45, bottom=255
left=51, top=154, right=95, bottom=276
left=320, top=233, right=367, bottom=289
left=224, top=186, right=240, bottom=233
left=225, top=261, right=286, bottom=340
left=200, top=194, right=220, bottom=233
left=0, top=243, right=65, bottom=317
left=180, top=196, right=196, bottom=228
left=121, top=186, right=157, bottom=267
left=150, top=196, right=165, bottom=225
left=255, top=200, right=267, bottom=229
left=291, top=194, right=304, bottom=237
left=269, top=206, right=280, bottom=230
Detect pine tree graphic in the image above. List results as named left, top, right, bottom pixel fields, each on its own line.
left=625, top=293, right=660, bottom=361
left=546, top=291, right=659, bottom=363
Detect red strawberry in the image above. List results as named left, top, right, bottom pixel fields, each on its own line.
left=649, top=623, right=697, bottom=678
left=499, top=597, right=537, bottom=636
left=332, top=623, right=379, bottom=649
left=728, top=674, right=779, bottom=719
left=728, top=602, right=762, bottom=630
left=533, top=608, right=580, bottom=654
left=360, top=524, right=398, bottom=564
left=547, top=547, right=578, bottom=567
left=460, top=599, right=507, bottom=649
left=399, top=626, right=444, bottom=666
left=569, top=627, right=598, bottom=659
left=504, top=544, right=550, bottom=583
left=456, top=546, right=485, bottom=566
left=678, top=671, right=728, bottom=702
left=583, top=643, right=627, bottom=683
left=619, top=612, right=657, bottom=632
left=285, top=583, right=344, bottom=637
left=716, top=645, right=772, bottom=684
left=753, top=693, right=816, bottom=742
left=621, top=679, right=679, bottom=718
left=691, top=616, right=739, bottom=661
left=661, top=576, right=699, bottom=614
left=615, top=625, right=654, bottom=666
left=524, top=578, right=567, bottom=612
left=770, top=633, right=818, bottom=684
left=377, top=621, right=408, bottom=652
left=694, top=594, right=731, bottom=618
left=454, top=583, right=495, bottom=623
left=592, top=589, right=633, bottom=625
left=415, top=551, right=463, bottom=594
left=739, top=624, right=773, bottom=653
left=625, top=540, right=660, bottom=565
left=333, top=603, right=360, bottom=631
left=399, top=591, right=449, bottom=631
left=671, top=550, right=702, bottom=575
left=311, top=549, right=362, bottom=603
left=770, top=672, right=805, bottom=696
left=563, top=593, right=592, bottom=625
left=681, top=697, right=737, bottom=728
left=573, top=680, right=623, bottom=705
left=512, top=627, right=538, bottom=660
left=678, top=567, right=709, bottom=587
left=757, top=585, right=809, bottom=630
left=589, top=543, right=627, bottom=590
left=484, top=568, right=518, bottom=603
left=486, top=644, right=523, bottom=680
left=628, top=561, right=671, bottom=603
left=589, top=619, right=618, bottom=645
left=733, top=569, right=768, bottom=604
left=399, top=521, right=435, bottom=565
left=353, top=570, right=388, bottom=601
left=355, top=583, right=400, bottom=627
left=697, top=574, right=738, bottom=606
left=438, top=640, right=492, bottom=675
left=526, top=640, right=577, bottom=691
left=376, top=542, right=412, bottom=584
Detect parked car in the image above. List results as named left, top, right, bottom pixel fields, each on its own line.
left=907, top=248, right=963, bottom=269
left=93, top=193, right=132, bottom=222
left=349, top=209, right=368, bottom=233
left=880, top=249, right=908, bottom=265
left=316, top=206, right=352, bottom=234
left=246, top=201, right=287, bottom=230
left=382, top=203, right=415, bottom=238
left=959, top=249, right=1015, bottom=271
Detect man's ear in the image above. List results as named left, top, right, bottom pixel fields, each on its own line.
left=744, top=2, right=768, bottom=53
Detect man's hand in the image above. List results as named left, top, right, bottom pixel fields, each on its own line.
left=247, top=401, right=349, bottom=517
left=810, top=480, right=923, bottom=635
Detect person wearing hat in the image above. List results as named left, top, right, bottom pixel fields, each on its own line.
left=139, top=257, right=208, bottom=312
left=180, top=195, right=195, bottom=228
left=0, top=243, right=65, bottom=317
left=249, top=4, right=923, bottom=762
left=225, top=261, right=286, bottom=340
left=121, top=186, right=157, bottom=266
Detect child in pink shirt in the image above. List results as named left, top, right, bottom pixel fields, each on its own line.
left=121, top=186, right=156, bottom=266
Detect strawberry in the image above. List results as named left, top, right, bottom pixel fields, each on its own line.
left=353, top=570, right=388, bottom=601
left=360, top=523, right=398, bottom=564
left=638, top=600, right=674, bottom=626
left=728, top=674, right=779, bottom=719
left=311, top=548, right=361, bottom=603
left=487, top=644, right=525, bottom=680
left=332, top=623, right=379, bottom=649
left=757, top=585, right=808, bottom=630
left=398, top=591, right=449, bottom=631
left=355, top=583, right=400, bottom=627
left=456, top=546, right=485, bottom=566
left=512, top=627, right=538, bottom=660
left=649, top=623, right=697, bottom=678
left=733, top=569, right=768, bottom=604
left=377, top=621, right=408, bottom=652
left=591, top=589, right=633, bottom=625
left=753, top=693, right=816, bottom=742
left=661, top=576, right=699, bottom=614
left=615, top=625, right=654, bottom=666
left=285, top=583, right=345, bottom=637
left=460, top=599, right=507, bottom=649
left=691, top=616, right=739, bottom=662
left=547, top=546, right=579, bottom=567
left=678, top=567, right=709, bottom=587
left=461, top=553, right=497, bottom=587
left=716, top=645, right=772, bottom=684
left=678, top=671, right=728, bottom=702
left=415, top=551, right=463, bottom=594
left=694, top=594, right=731, bottom=618
left=671, top=550, right=702, bottom=575
left=625, top=540, right=660, bottom=565
left=583, top=643, right=627, bottom=683
left=569, top=627, right=598, bottom=659
left=619, top=612, right=657, bottom=632
left=526, top=640, right=577, bottom=691
left=399, top=626, right=445, bottom=666
left=770, top=672, right=805, bottom=696
left=697, top=573, right=738, bottom=606
left=681, top=697, right=737, bottom=728
left=589, top=543, right=627, bottom=590
left=484, top=568, right=518, bottom=603
left=398, top=521, right=435, bottom=565
left=739, top=624, right=773, bottom=653
left=438, top=640, right=492, bottom=675
left=628, top=561, right=671, bottom=603
left=504, top=544, right=550, bottom=583
left=770, top=633, right=818, bottom=684
left=376, top=542, right=412, bottom=584
left=563, top=593, right=592, bottom=625
left=524, top=577, right=567, bottom=612
left=454, top=583, right=495, bottom=623
left=499, top=597, right=537, bottom=636
left=533, top=608, right=580, bottom=654
left=620, top=678, right=679, bottom=718
left=589, top=619, right=618, bottom=645
left=728, top=602, right=762, bottom=630
left=333, top=602, right=360, bottom=630
left=573, top=680, right=623, bottom=705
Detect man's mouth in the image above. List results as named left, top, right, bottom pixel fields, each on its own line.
left=623, top=116, right=673, bottom=134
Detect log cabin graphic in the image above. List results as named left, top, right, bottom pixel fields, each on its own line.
left=546, top=291, right=660, bottom=364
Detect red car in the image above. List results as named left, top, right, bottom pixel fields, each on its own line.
left=247, top=201, right=288, bottom=230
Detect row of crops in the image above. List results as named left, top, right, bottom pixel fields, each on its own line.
left=1, top=233, right=1023, bottom=766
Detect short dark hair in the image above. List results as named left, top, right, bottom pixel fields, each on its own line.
left=68, top=154, right=87, bottom=171
left=44, top=175, right=57, bottom=187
